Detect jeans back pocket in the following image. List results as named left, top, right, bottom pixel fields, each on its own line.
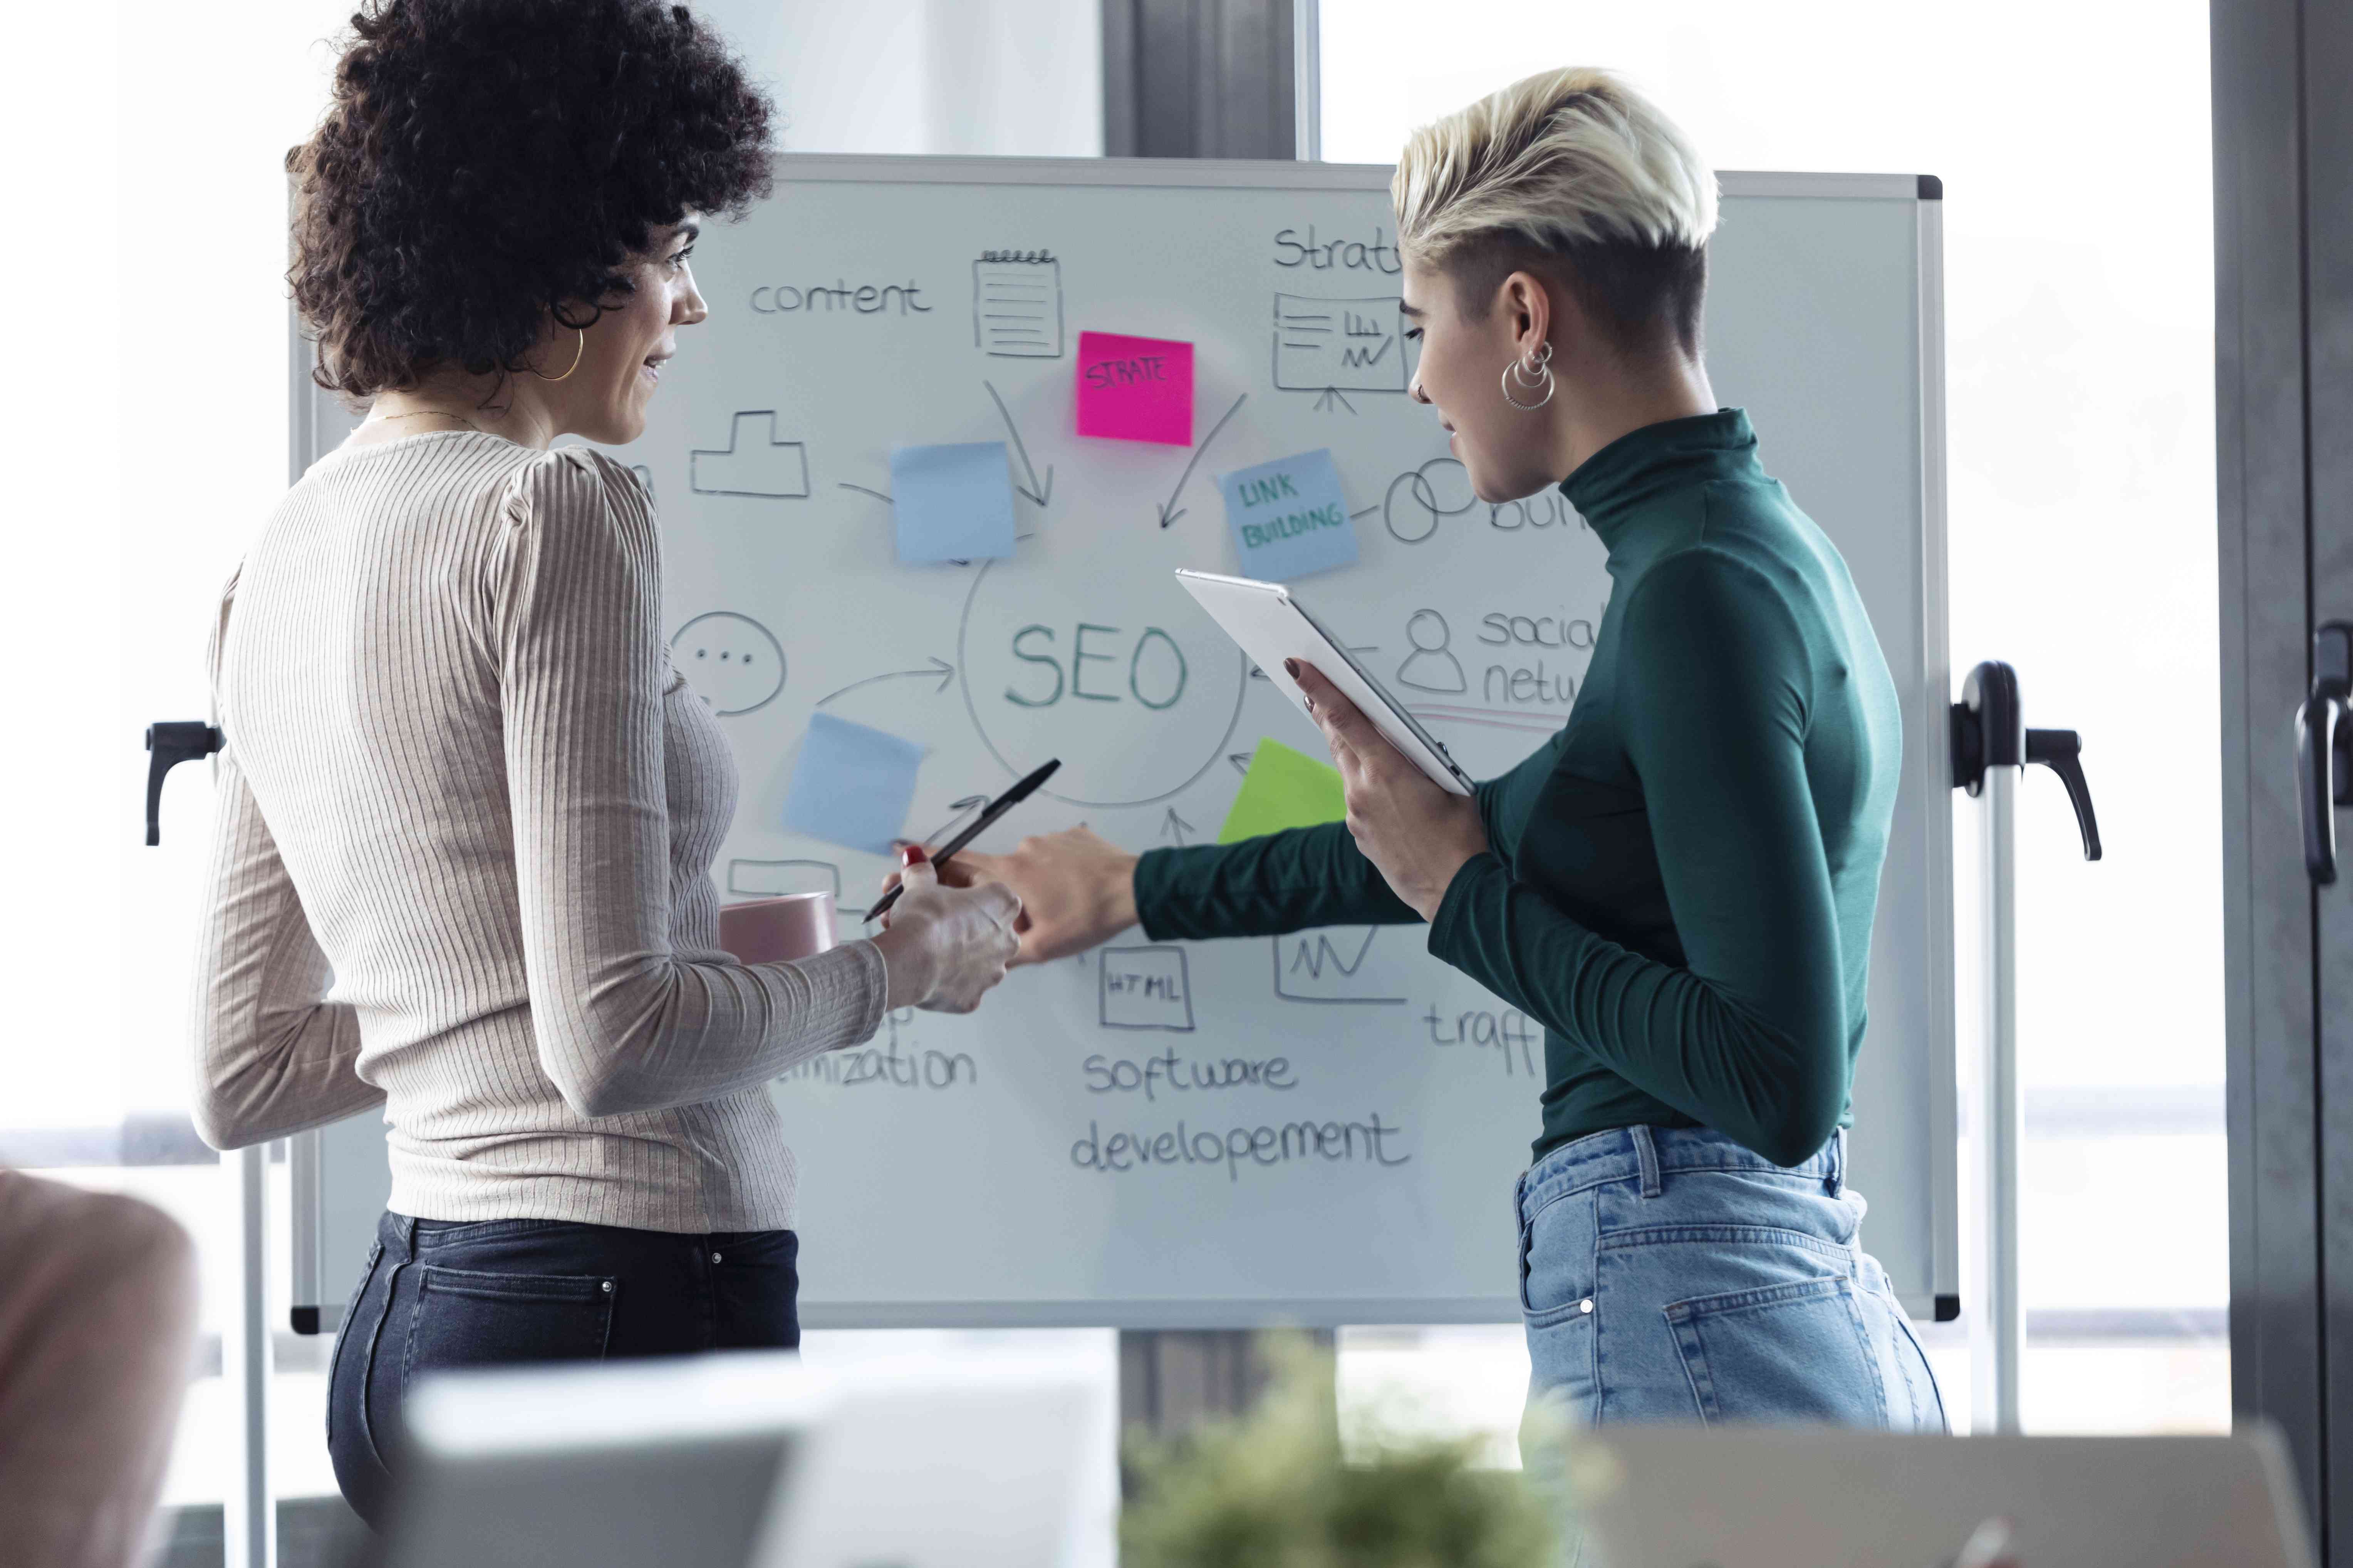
left=1662, top=1275, right=1887, bottom=1427
left=399, top=1265, right=618, bottom=1387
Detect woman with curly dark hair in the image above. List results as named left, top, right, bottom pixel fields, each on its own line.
left=189, top=0, right=1020, bottom=1522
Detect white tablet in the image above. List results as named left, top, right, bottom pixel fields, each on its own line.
left=1174, top=569, right=1475, bottom=796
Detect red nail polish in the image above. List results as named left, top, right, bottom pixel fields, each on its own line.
left=900, top=844, right=928, bottom=866
left=1284, top=658, right=1300, bottom=678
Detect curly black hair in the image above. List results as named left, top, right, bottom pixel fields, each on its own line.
left=289, top=0, right=773, bottom=399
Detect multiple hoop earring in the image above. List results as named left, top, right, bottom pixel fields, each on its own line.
left=527, top=326, right=587, bottom=383
left=1501, top=341, right=1556, bottom=410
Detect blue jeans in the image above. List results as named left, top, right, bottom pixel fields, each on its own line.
left=325, top=1211, right=801, bottom=1527
left=1516, top=1124, right=1944, bottom=1430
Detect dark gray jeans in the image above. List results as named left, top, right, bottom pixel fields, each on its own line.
left=325, top=1209, right=800, bottom=1526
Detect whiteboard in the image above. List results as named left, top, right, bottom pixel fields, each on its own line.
left=288, top=156, right=1954, bottom=1332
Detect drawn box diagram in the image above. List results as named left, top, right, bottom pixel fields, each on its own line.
left=691, top=411, right=811, bottom=498
left=973, top=256, right=1065, bottom=358
left=1099, top=943, right=1195, bottom=1031
left=1272, top=927, right=1410, bottom=1005
left=1273, top=293, right=1408, bottom=393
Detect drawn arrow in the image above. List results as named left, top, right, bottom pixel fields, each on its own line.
left=816, top=657, right=956, bottom=707
left=1156, top=392, right=1249, bottom=528
left=1228, top=752, right=1254, bottom=776
left=983, top=381, right=1055, bottom=507
left=1313, top=387, right=1358, bottom=415
left=838, top=481, right=892, bottom=504
left=1161, top=808, right=1196, bottom=846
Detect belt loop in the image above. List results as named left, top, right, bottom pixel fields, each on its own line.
left=1630, top=1125, right=1662, bottom=1198
left=1826, top=1129, right=1846, bottom=1198
left=395, top=1212, right=419, bottom=1257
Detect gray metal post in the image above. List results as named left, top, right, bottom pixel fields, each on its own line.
left=224, top=1142, right=274, bottom=1568
left=1290, top=0, right=1320, bottom=162
left=1978, top=765, right=2023, bottom=1433
left=1109, top=0, right=1327, bottom=1459
left=1953, top=658, right=2098, bottom=1433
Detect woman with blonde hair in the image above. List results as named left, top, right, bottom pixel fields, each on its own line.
left=923, top=68, right=1944, bottom=1429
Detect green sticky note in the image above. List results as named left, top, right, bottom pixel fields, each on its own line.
left=1218, top=737, right=1347, bottom=844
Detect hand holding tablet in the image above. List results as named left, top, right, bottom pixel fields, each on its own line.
left=1172, top=570, right=1476, bottom=796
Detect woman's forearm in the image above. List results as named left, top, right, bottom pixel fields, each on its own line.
left=1132, top=820, right=1421, bottom=941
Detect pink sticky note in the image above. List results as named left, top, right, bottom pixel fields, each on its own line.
left=1075, top=331, right=1194, bottom=445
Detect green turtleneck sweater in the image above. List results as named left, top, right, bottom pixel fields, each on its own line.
left=1132, top=410, right=1902, bottom=1167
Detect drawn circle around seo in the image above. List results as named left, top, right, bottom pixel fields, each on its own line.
left=958, top=558, right=1246, bottom=808
left=1382, top=457, right=1476, bottom=544
left=671, top=611, right=786, bottom=716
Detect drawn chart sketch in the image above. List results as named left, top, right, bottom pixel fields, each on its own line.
left=973, top=255, right=1065, bottom=358
left=726, top=858, right=841, bottom=898
left=691, top=411, right=811, bottom=498
left=1099, top=945, right=1195, bottom=1032
left=1273, top=294, right=1409, bottom=393
left=1272, top=928, right=1411, bottom=1005
left=671, top=611, right=786, bottom=715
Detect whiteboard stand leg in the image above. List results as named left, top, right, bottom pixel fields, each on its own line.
left=1981, top=764, right=2023, bottom=1434
left=1951, top=658, right=2103, bottom=1436
left=223, top=1142, right=275, bottom=1568
left=289, top=1128, right=322, bottom=1335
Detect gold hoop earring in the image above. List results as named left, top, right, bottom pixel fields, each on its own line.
left=528, top=326, right=587, bottom=383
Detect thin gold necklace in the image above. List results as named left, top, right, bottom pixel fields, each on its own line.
left=374, top=407, right=483, bottom=431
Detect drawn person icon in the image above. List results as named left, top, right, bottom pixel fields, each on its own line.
left=1395, top=609, right=1467, bottom=694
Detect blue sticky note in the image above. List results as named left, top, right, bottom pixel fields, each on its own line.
left=781, top=713, right=925, bottom=855
left=1218, top=448, right=1358, bottom=581
left=890, top=442, right=1017, bottom=563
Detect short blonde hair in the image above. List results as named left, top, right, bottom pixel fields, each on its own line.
left=1392, top=68, right=1718, bottom=353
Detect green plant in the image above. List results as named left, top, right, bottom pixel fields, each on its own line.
left=1119, top=1341, right=1558, bottom=1568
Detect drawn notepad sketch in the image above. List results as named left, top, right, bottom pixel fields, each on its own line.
left=1273, top=293, right=1408, bottom=393
left=973, top=256, right=1064, bottom=358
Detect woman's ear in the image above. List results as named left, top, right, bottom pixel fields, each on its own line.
left=1501, top=270, right=1556, bottom=360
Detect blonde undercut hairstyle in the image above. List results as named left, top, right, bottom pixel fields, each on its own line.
left=1393, top=68, right=1720, bottom=358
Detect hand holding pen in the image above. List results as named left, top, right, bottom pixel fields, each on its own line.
left=859, top=760, right=1056, bottom=1013
left=865, top=847, right=1022, bottom=1015
left=865, top=759, right=1060, bottom=921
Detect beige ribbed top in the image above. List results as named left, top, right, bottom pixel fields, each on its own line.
left=191, top=431, right=888, bottom=1231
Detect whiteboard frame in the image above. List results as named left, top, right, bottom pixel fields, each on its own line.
left=1917, top=193, right=1961, bottom=1318
left=285, top=157, right=1955, bottom=1333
